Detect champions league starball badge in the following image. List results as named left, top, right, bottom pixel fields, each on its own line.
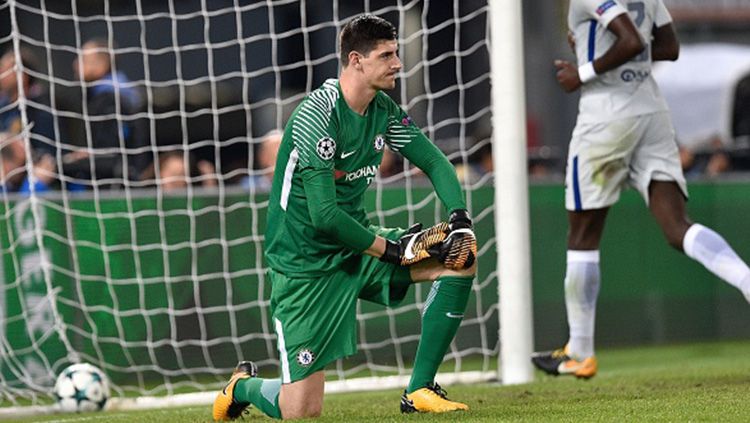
left=316, top=137, right=336, bottom=160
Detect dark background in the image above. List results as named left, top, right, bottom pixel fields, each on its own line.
left=1, top=0, right=749, bottom=178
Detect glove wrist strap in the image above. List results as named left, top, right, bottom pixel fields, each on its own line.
left=449, top=209, right=473, bottom=230
left=380, top=240, right=401, bottom=264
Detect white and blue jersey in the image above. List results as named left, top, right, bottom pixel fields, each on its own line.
left=570, top=0, right=672, bottom=123
left=564, top=0, right=687, bottom=212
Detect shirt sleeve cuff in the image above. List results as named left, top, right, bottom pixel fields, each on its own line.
left=578, top=61, right=597, bottom=84
left=597, top=2, right=627, bottom=28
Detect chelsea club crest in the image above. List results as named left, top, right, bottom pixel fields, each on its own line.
left=296, top=349, right=315, bottom=367
left=373, top=135, right=385, bottom=151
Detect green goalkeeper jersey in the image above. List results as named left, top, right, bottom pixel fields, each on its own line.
left=264, top=79, right=465, bottom=277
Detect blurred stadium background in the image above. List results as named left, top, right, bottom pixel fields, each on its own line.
left=1, top=0, right=750, bottom=416
left=3, top=1, right=750, bottom=176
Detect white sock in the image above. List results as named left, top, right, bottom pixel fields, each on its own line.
left=565, top=250, right=600, bottom=359
left=683, top=224, right=750, bottom=301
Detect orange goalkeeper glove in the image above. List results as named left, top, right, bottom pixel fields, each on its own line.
left=428, top=209, right=477, bottom=270
left=380, top=222, right=450, bottom=266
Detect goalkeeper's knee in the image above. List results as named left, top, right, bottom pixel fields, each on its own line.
left=444, top=253, right=477, bottom=277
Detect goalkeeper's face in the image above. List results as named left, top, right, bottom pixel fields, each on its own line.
left=361, top=40, right=401, bottom=90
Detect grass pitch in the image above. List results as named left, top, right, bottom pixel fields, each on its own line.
left=6, top=340, right=750, bottom=422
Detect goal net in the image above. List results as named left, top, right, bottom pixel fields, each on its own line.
left=0, top=0, right=497, bottom=411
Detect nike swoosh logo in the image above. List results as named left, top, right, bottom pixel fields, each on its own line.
left=341, top=150, right=356, bottom=159
left=445, top=312, right=464, bottom=319
left=403, top=235, right=419, bottom=260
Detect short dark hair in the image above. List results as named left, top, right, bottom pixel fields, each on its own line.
left=339, top=14, right=397, bottom=67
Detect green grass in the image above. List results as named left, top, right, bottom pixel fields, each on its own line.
left=5, top=340, right=750, bottom=422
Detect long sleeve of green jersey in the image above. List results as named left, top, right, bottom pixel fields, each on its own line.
left=290, top=81, right=377, bottom=254
left=302, top=168, right=376, bottom=253
left=383, top=95, right=466, bottom=214
left=399, top=132, right=466, bottom=213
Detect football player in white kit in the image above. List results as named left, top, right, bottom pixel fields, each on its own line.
left=531, top=0, right=750, bottom=379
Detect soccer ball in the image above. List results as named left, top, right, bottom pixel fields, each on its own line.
left=54, top=363, right=110, bottom=413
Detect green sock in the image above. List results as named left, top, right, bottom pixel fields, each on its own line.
left=407, top=275, right=473, bottom=393
left=233, top=377, right=282, bottom=419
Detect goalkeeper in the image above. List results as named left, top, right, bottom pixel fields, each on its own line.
left=214, top=14, right=477, bottom=420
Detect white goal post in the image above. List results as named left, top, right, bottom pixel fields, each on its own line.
left=0, top=0, right=532, bottom=414
left=490, top=0, right=534, bottom=385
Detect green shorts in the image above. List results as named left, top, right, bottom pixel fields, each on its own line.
left=268, top=226, right=412, bottom=384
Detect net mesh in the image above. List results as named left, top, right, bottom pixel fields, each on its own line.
left=0, top=0, right=496, bottom=405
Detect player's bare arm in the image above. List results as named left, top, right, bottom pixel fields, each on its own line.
left=567, top=30, right=576, bottom=54
left=555, top=14, right=645, bottom=93
left=364, top=236, right=387, bottom=257
left=651, top=23, right=679, bottom=61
